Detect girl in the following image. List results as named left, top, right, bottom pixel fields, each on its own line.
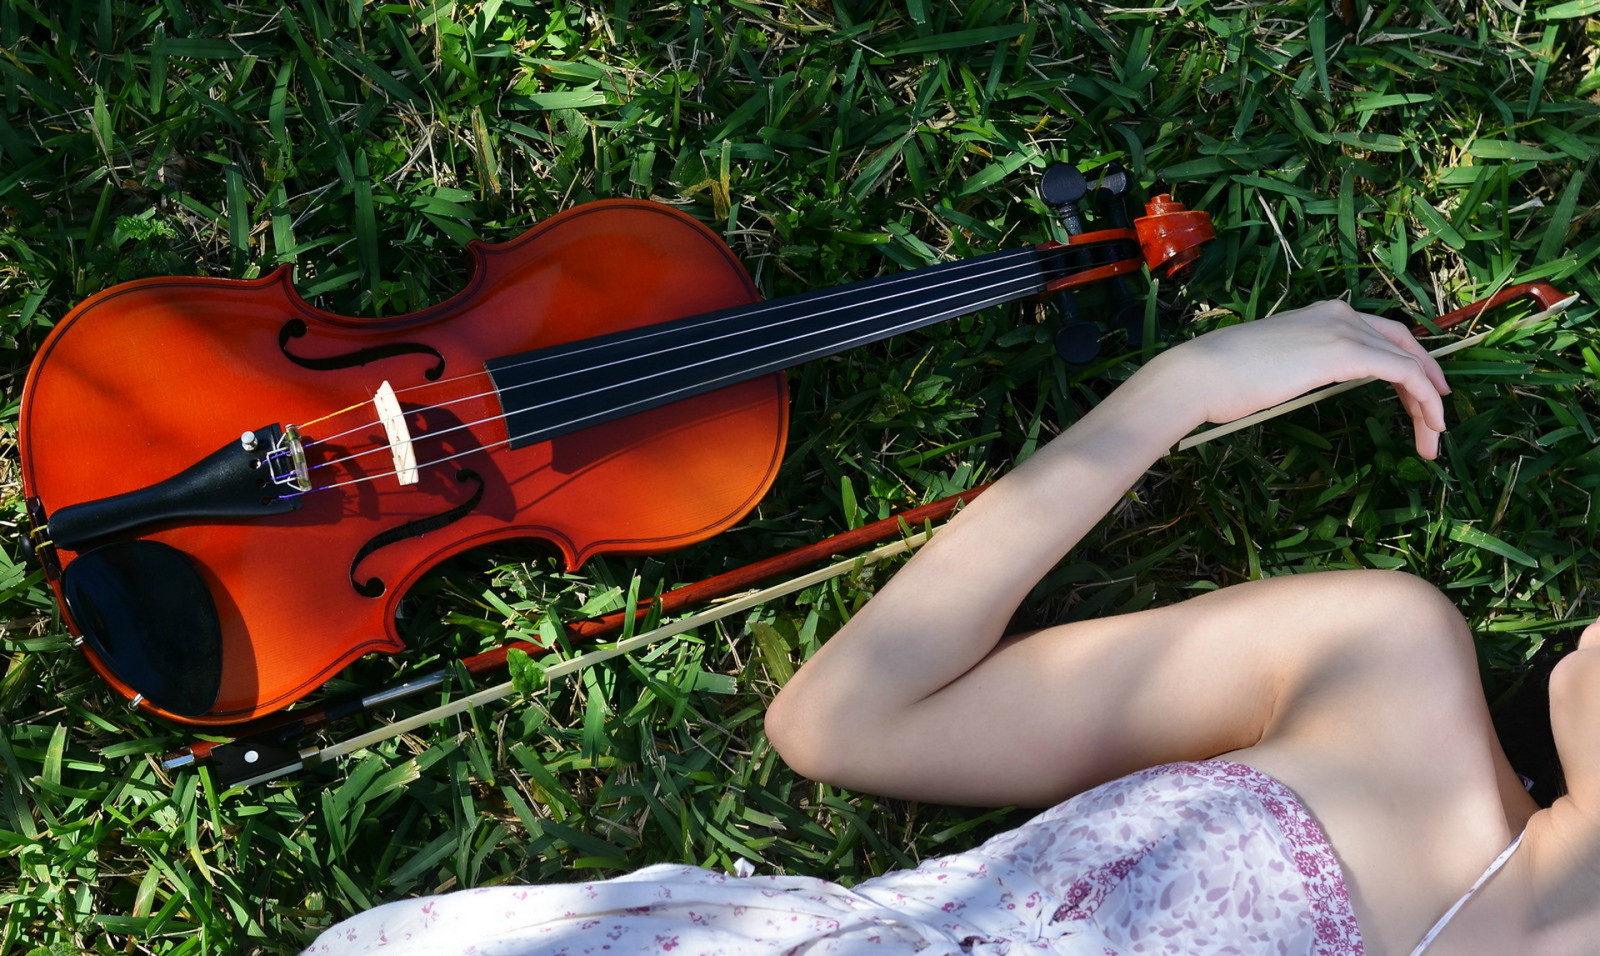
left=307, top=302, right=1590, bottom=954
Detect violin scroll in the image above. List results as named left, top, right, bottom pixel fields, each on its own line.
left=1037, top=162, right=1215, bottom=285
left=1135, top=195, right=1215, bottom=278
left=1035, top=161, right=1216, bottom=360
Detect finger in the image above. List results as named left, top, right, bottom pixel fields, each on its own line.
left=1360, top=345, right=1449, bottom=435
left=1415, top=426, right=1441, bottom=460
left=1333, top=330, right=1450, bottom=426
left=1394, top=386, right=1443, bottom=459
left=1390, top=382, right=1440, bottom=458
left=1357, top=313, right=1451, bottom=394
left=1395, top=379, right=1446, bottom=457
left=1337, top=326, right=1452, bottom=407
left=1358, top=314, right=1447, bottom=383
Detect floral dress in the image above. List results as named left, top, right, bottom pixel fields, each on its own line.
left=302, top=760, right=1364, bottom=955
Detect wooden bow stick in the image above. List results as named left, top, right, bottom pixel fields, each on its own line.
left=210, top=526, right=942, bottom=787
left=171, top=486, right=990, bottom=784
left=198, top=282, right=1578, bottom=787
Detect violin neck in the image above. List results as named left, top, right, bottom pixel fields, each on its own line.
left=485, top=247, right=1062, bottom=449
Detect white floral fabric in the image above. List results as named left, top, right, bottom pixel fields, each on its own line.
left=302, top=760, right=1363, bottom=955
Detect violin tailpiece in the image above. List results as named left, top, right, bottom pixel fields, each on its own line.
left=46, top=424, right=305, bottom=552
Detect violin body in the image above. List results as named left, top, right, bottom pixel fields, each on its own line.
left=22, top=200, right=787, bottom=725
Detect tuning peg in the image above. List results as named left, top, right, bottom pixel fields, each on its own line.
left=1085, top=162, right=1131, bottom=203
left=1082, top=163, right=1144, bottom=345
left=1038, top=164, right=1101, bottom=363
left=1053, top=307, right=1104, bottom=364
left=1038, top=163, right=1089, bottom=237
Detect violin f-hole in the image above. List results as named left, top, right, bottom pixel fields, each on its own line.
left=278, top=319, right=447, bottom=381
left=347, top=469, right=485, bottom=597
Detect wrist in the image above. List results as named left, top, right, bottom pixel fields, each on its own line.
left=1019, top=351, right=1205, bottom=480
left=1105, top=348, right=1213, bottom=442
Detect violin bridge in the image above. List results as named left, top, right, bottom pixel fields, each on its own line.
left=373, top=380, right=419, bottom=486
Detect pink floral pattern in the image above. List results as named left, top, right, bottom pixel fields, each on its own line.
left=301, top=761, right=1363, bottom=955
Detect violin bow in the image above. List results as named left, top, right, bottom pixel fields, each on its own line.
left=164, top=485, right=990, bottom=784
left=177, top=281, right=1578, bottom=788
left=198, top=524, right=948, bottom=788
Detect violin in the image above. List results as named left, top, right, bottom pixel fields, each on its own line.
left=19, top=165, right=1213, bottom=727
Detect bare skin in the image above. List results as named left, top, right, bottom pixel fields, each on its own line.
left=765, top=301, right=1596, bottom=954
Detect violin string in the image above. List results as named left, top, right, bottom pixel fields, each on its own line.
left=292, top=267, right=1048, bottom=494
left=282, top=260, right=1050, bottom=496
left=296, top=392, right=445, bottom=451
left=271, top=248, right=1043, bottom=464
left=297, top=273, right=1043, bottom=495
left=471, top=249, right=1040, bottom=377
left=411, top=248, right=1045, bottom=393
left=303, top=269, right=1042, bottom=475
left=297, top=397, right=381, bottom=436
left=277, top=251, right=1049, bottom=483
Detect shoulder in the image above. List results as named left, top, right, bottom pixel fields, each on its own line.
left=1223, top=572, right=1533, bottom=949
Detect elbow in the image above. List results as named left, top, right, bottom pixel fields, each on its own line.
left=764, top=685, right=825, bottom=780
left=764, top=681, right=854, bottom=786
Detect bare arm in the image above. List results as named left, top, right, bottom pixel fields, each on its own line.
left=765, top=301, right=1456, bottom=805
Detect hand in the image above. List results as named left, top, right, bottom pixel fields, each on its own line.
left=1161, top=300, right=1451, bottom=458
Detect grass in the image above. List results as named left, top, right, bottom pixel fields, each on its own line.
left=2, top=0, right=1598, bottom=952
